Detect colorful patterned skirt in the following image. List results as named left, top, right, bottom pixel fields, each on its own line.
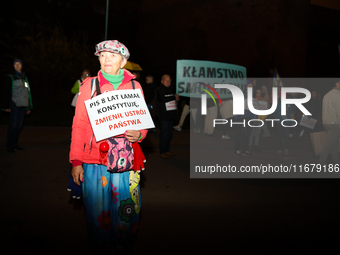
left=82, top=163, right=141, bottom=247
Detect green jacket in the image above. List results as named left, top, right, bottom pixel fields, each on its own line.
left=71, top=80, right=81, bottom=94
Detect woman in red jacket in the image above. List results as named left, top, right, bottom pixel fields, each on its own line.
left=69, top=40, right=147, bottom=252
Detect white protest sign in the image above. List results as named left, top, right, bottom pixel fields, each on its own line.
left=300, top=115, right=317, bottom=129
left=259, top=101, right=268, bottom=110
left=252, top=98, right=260, bottom=110
left=165, top=100, right=177, bottom=111
left=85, top=89, right=155, bottom=141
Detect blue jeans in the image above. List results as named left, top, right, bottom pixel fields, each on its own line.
left=7, top=105, right=26, bottom=149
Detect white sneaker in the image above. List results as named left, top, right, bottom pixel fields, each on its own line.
left=221, top=134, right=230, bottom=139
left=173, top=125, right=181, bottom=131
left=241, top=151, right=251, bottom=156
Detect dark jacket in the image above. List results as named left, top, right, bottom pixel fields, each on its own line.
left=307, top=98, right=322, bottom=120
left=273, top=97, right=296, bottom=122
left=144, top=82, right=157, bottom=105
left=156, top=84, right=177, bottom=121
left=2, top=72, right=33, bottom=110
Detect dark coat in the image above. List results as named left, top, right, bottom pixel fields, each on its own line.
left=156, top=84, right=177, bottom=121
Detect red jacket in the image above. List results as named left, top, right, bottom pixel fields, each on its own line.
left=69, top=69, right=148, bottom=166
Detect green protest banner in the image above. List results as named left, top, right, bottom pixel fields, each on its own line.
left=176, top=60, right=247, bottom=99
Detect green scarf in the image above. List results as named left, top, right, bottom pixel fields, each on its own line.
left=100, top=69, right=124, bottom=90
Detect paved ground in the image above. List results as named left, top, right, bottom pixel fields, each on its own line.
left=0, top=124, right=340, bottom=254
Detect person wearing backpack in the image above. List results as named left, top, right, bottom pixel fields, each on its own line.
left=69, top=40, right=148, bottom=253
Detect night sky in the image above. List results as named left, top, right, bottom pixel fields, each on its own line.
left=2, top=1, right=340, bottom=77
left=1, top=0, right=340, bottom=126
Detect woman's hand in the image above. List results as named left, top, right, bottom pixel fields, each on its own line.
left=71, top=165, right=84, bottom=186
left=125, top=130, right=141, bottom=143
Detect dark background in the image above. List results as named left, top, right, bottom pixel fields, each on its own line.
left=1, top=2, right=340, bottom=253
left=1, top=0, right=340, bottom=126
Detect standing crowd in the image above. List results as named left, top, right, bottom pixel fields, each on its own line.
left=2, top=45, right=339, bottom=255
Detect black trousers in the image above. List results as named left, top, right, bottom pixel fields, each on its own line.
left=7, top=105, right=26, bottom=149
left=159, top=120, right=174, bottom=154
left=234, top=117, right=251, bottom=152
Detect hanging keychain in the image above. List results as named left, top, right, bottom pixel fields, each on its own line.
left=99, top=140, right=109, bottom=165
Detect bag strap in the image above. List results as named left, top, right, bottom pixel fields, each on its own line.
left=91, top=78, right=100, bottom=98
left=95, top=78, right=101, bottom=95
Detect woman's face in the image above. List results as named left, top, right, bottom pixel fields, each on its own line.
left=99, top=51, right=127, bottom=75
left=81, top=70, right=90, bottom=79
left=256, top=89, right=261, bottom=97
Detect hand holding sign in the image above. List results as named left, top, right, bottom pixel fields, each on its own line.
left=124, top=130, right=141, bottom=143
